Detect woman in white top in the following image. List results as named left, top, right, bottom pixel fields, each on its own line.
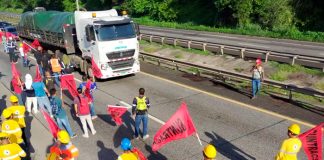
left=250, top=59, right=264, bottom=99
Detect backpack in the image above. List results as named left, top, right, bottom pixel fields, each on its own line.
left=78, top=96, right=90, bottom=115
left=50, top=97, right=60, bottom=116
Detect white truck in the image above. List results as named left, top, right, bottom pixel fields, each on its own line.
left=17, top=9, right=140, bottom=79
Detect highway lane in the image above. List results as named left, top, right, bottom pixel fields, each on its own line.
left=140, top=26, right=324, bottom=58
left=0, top=51, right=320, bottom=159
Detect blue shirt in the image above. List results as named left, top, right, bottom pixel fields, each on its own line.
left=32, top=82, right=46, bottom=97
left=79, top=81, right=97, bottom=98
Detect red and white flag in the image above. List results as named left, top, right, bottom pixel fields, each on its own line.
left=61, top=74, right=78, bottom=97
left=91, top=57, right=103, bottom=78
left=34, top=65, right=42, bottom=82
left=107, top=105, right=128, bottom=125
left=298, top=122, right=324, bottom=160
left=22, top=42, right=31, bottom=54
left=41, top=109, right=59, bottom=138
left=152, top=102, right=197, bottom=152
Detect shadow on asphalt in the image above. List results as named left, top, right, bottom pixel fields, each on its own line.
left=145, top=144, right=167, bottom=160
left=205, top=131, right=256, bottom=160
left=0, top=95, right=7, bottom=115
left=24, top=115, right=34, bottom=160
left=97, top=140, right=118, bottom=160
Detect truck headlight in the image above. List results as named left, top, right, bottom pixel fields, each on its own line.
left=101, top=63, right=108, bottom=70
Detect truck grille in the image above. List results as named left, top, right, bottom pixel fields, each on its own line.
left=108, top=58, right=135, bottom=70
left=106, top=49, right=135, bottom=60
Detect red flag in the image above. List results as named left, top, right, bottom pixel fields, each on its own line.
left=152, top=102, right=197, bottom=152
left=61, top=74, right=78, bottom=97
left=41, top=109, right=59, bottom=138
left=91, top=57, right=103, bottom=78
left=107, top=105, right=128, bottom=125
left=34, top=65, right=42, bottom=82
left=131, top=148, right=147, bottom=160
left=22, top=42, right=31, bottom=54
left=11, top=63, right=20, bottom=78
left=298, top=122, right=324, bottom=160
left=31, top=39, right=40, bottom=48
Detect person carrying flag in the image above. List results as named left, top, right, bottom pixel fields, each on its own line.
left=203, top=144, right=217, bottom=160
left=118, top=138, right=139, bottom=160
left=275, top=124, right=302, bottom=160
left=79, top=75, right=97, bottom=119
left=23, top=74, right=38, bottom=114
left=132, top=88, right=150, bottom=140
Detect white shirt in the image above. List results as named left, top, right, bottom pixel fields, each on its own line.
left=19, top=47, right=24, bottom=57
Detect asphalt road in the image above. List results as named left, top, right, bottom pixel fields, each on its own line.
left=140, top=26, right=324, bottom=58
left=0, top=50, right=323, bottom=159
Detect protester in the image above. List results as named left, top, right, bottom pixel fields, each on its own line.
left=42, top=50, right=52, bottom=76
left=34, top=46, right=45, bottom=75
left=49, top=88, right=76, bottom=138
left=7, top=37, right=17, bottom=63
left=118, top=138, right=139, bottom=160
left=32, top=77, right=53, bottom=117
left=47, top=130, right=79, bottom=160
left=79, top=75, right=97, bottom=119
left=0, top=132, right=26, bottom=160
left=275, top=124, right=302, bottom=160
left=11, top=75, right=24, bottom=105
left=19, top=43, right=28, bottom=67
left=250, top=58, right=264, bottom=99
left=203, top=144, right=217, bottom=160
left=44, top=71, right=55, bottom=91
left=132, top=88, right=150, bottom=140
left=74, top=87, right=96, bottom=138
left=23, top=74, right=38, bottom=114
left=49, top=53, right=63, bottom=87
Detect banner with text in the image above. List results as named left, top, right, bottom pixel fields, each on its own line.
left=107, top=105, right=128, bottom=125
left=298, top=122, right=324, bottom=160
left=152, top=102, right=197, bottom=152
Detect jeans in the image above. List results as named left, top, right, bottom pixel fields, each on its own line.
left=56, top=115, right=75, bottom=136
left=252, top=79, right=261, bottom=97
left=135, top=113, right=148, bottom=137
left=79, top=114, right=96, bottom=137
left=37, top=96, right=52, bottom=116
left=16, top=93, right=24, bottom=105
left=53, top=72, right=61, bottom=87
left=22, top=56, right=28, bottom=67
left=90, top=102, right=96, bottom=117
left=38, top=65, right=43, bottom=76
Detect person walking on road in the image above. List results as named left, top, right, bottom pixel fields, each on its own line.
left=74, top=87, right=96, bottom=138
left=79, top=75, right=97, bottom=119
left=50, top=88, right=76, bottom=138
left=32, top=78, right=53, bottom=117
left=203, top=144, right=217, bottom=160
left=118, top=138, right=139, bottom=160
left=0, top=132, right=26, bottom=160
left=19, top=43, right=28, bottom=67
left=34, top=46, right=44, bottom=75
left=275, top=124, right=302, bottom=160
left=23, top=74, right=38, bottom=114
left=2, top=34, right=7, bottom=53
left=132, top=88, right=150, bottom=140
left=49, top=53, right=63, bottom=87
left=7, top=37, right=17, bottom=63
left=250, top=58, right=264, bottom=99
left=47, top=130, right=79, bottom=160
left=44, top=71, right=55, bottom=91
left=11, top=75, right=24, bottom=105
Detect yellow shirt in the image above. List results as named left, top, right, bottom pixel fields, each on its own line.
left=0, top=143, right=26, bottom=160
left=118, top=152, right=139, bottom=160
left=8, top=106, right=26, bottom=128
left=1, top=120, right=23, bottom=144
left=275, top=137, right=302, bottom=160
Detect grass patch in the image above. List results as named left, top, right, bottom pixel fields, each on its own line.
left=187, top=67, right=200, bottom=74
left=314, top=81, right=324, bottom=91
left=173, top=53, right=183, bottom=59
left=234, top=67, right=244, bottom=73
left=134, top=17, right=324, bottom=43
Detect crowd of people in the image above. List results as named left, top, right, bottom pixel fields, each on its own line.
left=0, top=36, right=303, bottom=160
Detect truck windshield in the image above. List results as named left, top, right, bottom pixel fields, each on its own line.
left=96, top=23, right=135, bottom=41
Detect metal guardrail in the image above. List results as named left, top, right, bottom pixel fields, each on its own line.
left=139, top=52, right=324, bottom=101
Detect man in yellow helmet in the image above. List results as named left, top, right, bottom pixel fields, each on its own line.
left=132, top=88, right=151, bottom=140
left=203, top=144, right=217, bottom=160
left=275, top=124, right=302, bottom=160
left=8, top=95, right=27, bottom=146
left=1, top=109, right=26, bottom=152
left=47, top=130, right=79, bottom=160
left=118, top=138, right=139, bottom=160
left=0, top=132, right=26, bottom=160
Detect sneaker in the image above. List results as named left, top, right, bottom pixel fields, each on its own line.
left=143, top=134, right=149, bottom=140
left=71, top=134, right=77, bottom=139
left=91, top=116, right=98, bottom=120
left=33, top=110, right=38, bottom=114
left=82, top=134, right=89, bottom=138
left=92, top=130, right=97, bottom=135
left=251, top=96, right=256, bottom=100
left=134, top=136, right=139, bottom=140
left=50, top=115, right=54, bottom=118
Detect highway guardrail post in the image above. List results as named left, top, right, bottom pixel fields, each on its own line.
left=161, top=37, right=165, bottom=45
left=241, top=48, right=246, bottom=59
left=292, top=55, right=298, bottom=65
left=188, top=41, right=191, bottom=50
left=149, top=35, right=153, bottom=43
left=203, top=43, right=207, bottom=51
left=173, top=39, right=177, bottom=46
left=265, top=52, right=270, bottom=62
left=157, top=59, right=161, bottom=66
left=220, top=45, right=224, bottom=55
left=139, top=34, right=142, bottom=41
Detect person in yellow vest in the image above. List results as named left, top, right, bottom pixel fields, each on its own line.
left=132, top=88, right=150, bottom=140
left=47, top=130, right=79, bottom=160
left=118, top=138, right=139, bottom=160
left=0, top=132, right=26, bottom=160
left=49, top=54, right=63, bottom=87
left=275, top=124, right=302, bottom=160
left=8, top=95, right=27, bottom=145
left=203, top=144, right=217, bottom=160
left=1, top=109, right=26, bottom=151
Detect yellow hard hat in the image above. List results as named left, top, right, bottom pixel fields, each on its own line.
left=288, top=124, right=300, bottom=135
left=19, top=43, right=23, bottom=47
left=204, top=144, right=217, bottom=159
left=9, top=95, right=18, bottom=103
left=57, top=130, right=70, bottom=144
left=2, top=109, right=13, bottom=119
left=0, top=132, right=9, bottom=138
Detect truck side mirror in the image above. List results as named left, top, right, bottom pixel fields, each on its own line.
left=134, top=23, right=140, bottom=36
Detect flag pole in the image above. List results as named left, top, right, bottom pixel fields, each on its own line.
left=196, top=133, right=202, bottom=146
left=22, top=41, right=37, bottom=51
